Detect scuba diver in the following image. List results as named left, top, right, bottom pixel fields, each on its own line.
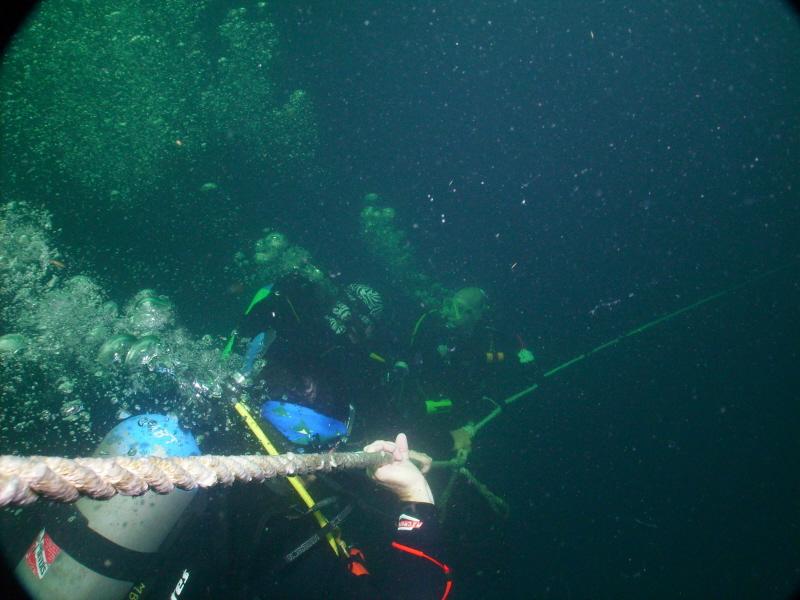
left=358, top=432, right=451, bottom=599
left=357, top=192, right=536, bottom=451
left=9, top=421, right=452, bottom=600
left=402, top=286, right=537, bottom=454
left=226, top=270, right=400, bottom=444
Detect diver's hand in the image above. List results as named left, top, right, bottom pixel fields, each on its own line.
left=364, top=433, right=434, bottom=505
left=409, top=450, right=433, bottom=474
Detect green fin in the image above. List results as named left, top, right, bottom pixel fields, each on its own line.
left=245, top=284, right=274, bottom=316
left=222, top=331, right=236, bottom=358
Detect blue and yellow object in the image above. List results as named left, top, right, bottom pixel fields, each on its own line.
left=260, top=400, right=348, bottom=446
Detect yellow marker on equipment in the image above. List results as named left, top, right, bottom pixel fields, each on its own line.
left=234, top=402, right=345, bottom=557
left=368, top=352, right=386, bottom=363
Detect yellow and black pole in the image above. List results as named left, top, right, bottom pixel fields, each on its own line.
left=224, top=284, right=347, bottom=558
left=234, top=401, right=347, bottom=557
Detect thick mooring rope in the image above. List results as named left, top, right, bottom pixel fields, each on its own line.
left=0, top=451, right=391, bottom=507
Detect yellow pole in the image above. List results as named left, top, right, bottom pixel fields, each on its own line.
left=234, top=402, right=344, bottom=557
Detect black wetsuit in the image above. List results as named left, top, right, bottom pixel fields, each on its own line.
left=405, top=311, right=537, bottom=453
left=260, top=498, right=451, bottom=600
left=378, top=501, right=451, bottom=600
left=138, top=483, right=451, bottom=600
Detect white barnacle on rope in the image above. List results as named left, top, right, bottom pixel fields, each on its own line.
left=283, top=452, right=296, bottom=475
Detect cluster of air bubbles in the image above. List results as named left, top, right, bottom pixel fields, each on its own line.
left=358, top=193, right=449, bottom=309
left=0, top=202, right=245, bottom=456
left=0, top=1, right=317, bottom=207
left=124, top=290, right=175, bottom=336
left=1, top=1, right=320, bottom=312
left=233, top=228, right=328, bottom=290
left=0, top=202, right=59, bottom=324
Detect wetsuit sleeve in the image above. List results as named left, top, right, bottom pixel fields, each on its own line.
left=386, top=502, right=452, bottom=600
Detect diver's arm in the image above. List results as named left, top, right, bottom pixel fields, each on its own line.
left=364, top=434, right=452, bottom=599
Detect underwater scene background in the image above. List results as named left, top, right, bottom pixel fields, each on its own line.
left=1, top=1, right=799, bottom=598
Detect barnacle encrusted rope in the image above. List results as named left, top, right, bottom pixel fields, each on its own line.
left=0, top=451, right=391, bottom=507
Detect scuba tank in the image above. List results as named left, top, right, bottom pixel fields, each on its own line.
left=15, top=414, right=200, bottom=600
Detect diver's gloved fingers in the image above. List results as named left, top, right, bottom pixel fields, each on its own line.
left=363, top=439, right=396, bottom=454
left=392, top=433, right=410, bottom=462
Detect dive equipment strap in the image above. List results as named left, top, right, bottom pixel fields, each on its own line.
left=410, top=309, right=436, bottom=347
left=43, top=503, right=155, bottom=583
left=280, top=503, right=354, bottom=567
left=391, top=541, right=453, bottom=600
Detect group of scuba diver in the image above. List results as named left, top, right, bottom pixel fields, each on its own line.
left=195, top=221, right=537, bottom=598
left=2, top=194, right=537, bottom=600
left=229, top=273, right=535, bottom=459
left=9, top=192, right=784, bottom=599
